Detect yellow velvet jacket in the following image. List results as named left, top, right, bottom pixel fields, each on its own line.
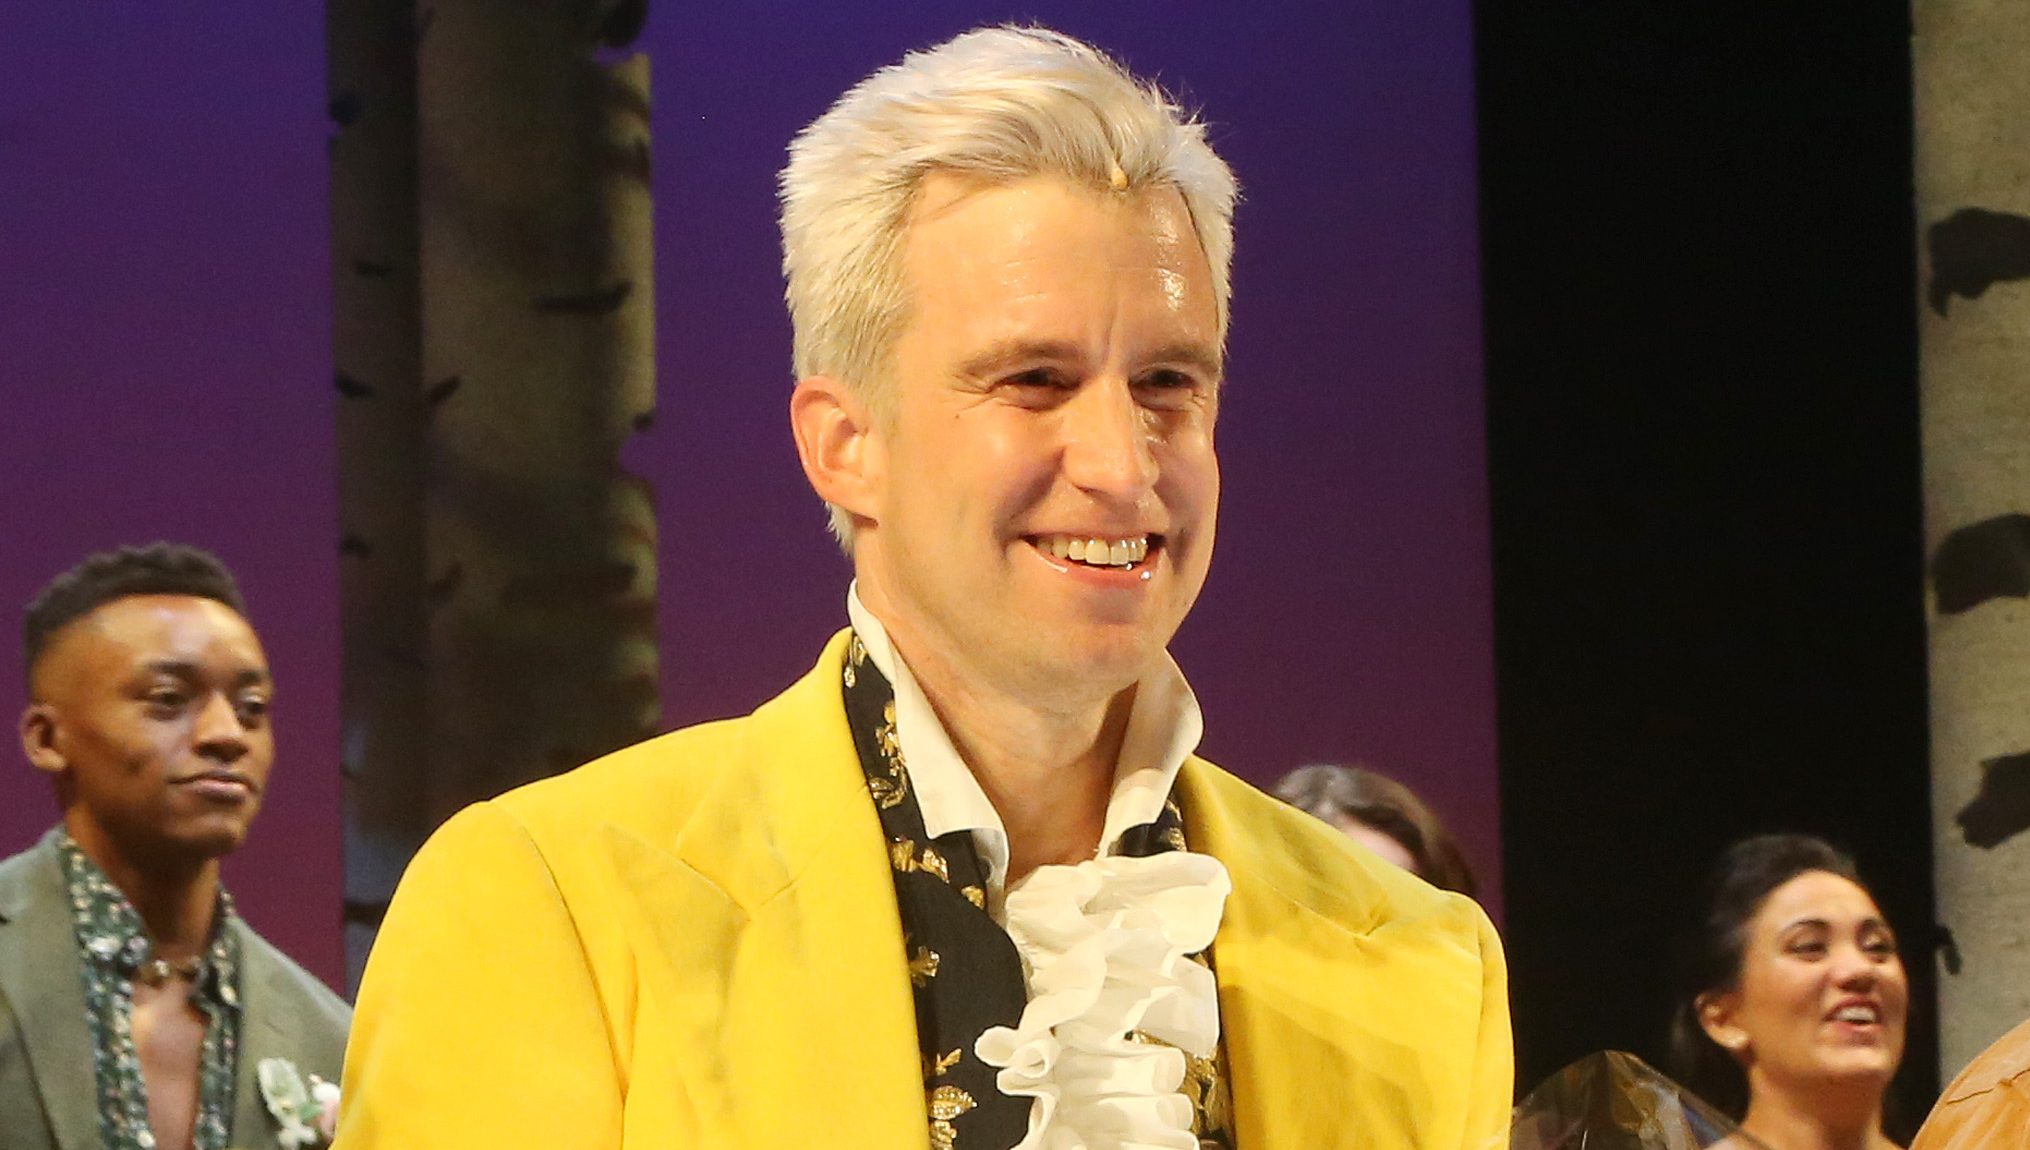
left=337, top=632, right=1512, bottom=1149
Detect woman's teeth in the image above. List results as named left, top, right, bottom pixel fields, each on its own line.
left=1037, top=535, right=1150, bottom=568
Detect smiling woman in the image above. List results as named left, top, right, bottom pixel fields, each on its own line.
left=1669, top=835, right=1912, bottom=1150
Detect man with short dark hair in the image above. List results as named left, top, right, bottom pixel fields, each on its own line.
left=0, top=543, right=349, bottom=1150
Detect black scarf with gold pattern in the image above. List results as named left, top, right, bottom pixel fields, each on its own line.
left=840, top=632, right=1233, bottom=1150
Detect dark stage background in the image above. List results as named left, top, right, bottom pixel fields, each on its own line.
left=1478, top=0, right=1939, bottom=1119
left=0, top=3, right=1497, bottom=997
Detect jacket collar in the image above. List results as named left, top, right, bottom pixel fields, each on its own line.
left=637, top=629, right=929, bottom=1147
left=641, top=632, right=1427, bottom=1149
left=0, top=827, right=104, bottom=1150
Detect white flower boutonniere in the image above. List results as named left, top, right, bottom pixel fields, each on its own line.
left=257, top=1057, right=340, bottom=1148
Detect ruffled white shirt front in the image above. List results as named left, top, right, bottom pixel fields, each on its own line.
left=846, top=586, right=1232, bottom=1150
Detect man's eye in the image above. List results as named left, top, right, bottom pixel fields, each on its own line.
left=995, top=369, right=1074, bottom=407
left=143, top=690, right=186, bottom=713
left=1003, top=369, right=1066, bottom=389
left=236, top=696, right=271, bottom=724
left=1136, top=369, right=1205, bottom=407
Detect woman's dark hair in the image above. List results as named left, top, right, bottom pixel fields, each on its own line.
left=1667, top=833, right=1869, bottom=1119
left=1271, top=764, right=1477, bottom=897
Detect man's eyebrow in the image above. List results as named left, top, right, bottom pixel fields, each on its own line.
left=136, top=659, right=272, bottom=687
left=955, top=339, right=1086, bottom=380
left=138, top=659, right=200, bottom=679
left=1141, top=341, right=1224, bottom=380
left=955, top=339, right=1225, bottom=380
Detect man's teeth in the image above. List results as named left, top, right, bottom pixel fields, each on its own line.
left=1040, top=535, right=1149, bottom=568
left=1833, top=1005, right=1878, bottom=1024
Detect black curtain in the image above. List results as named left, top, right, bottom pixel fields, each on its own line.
left=1477, top=0, right=1938, bottom=1129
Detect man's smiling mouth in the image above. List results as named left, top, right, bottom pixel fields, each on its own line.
left=1028, top=534, right=1159, bottom=570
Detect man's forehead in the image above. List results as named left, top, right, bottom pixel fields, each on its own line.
left=897, top=174, right=1219, bottom=354
left=43, top=594, right=264, bottom=675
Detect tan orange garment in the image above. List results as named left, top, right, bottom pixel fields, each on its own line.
left=1913, top=1018, right=2030, bottom=1150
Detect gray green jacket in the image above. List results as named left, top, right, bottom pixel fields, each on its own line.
left=0, top=828, right=350, bottom=1150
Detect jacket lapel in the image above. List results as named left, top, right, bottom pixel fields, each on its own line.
left=0, top=830, right=105, bottom=1150
left=1182, top=762, right=1440, bottom=1150
left=227, top=930, right=299, bottom=1150
left=623, top=632, right=926, bottom=1149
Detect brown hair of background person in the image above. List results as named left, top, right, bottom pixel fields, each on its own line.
left=1668, top=833, right=1908, bottom=1150
left=1272, top=764, right=1477, bottom=897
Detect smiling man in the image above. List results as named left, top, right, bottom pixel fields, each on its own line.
left=341, top=26, right=1510, bottom=1150
left=0, top=544, right=348, bottom=1150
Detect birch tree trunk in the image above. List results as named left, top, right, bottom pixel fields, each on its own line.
left=330, top=0, right=428, bottom=993
left=332, top=0, right=657, bottom=985
left=416, top=0, right=659, bottom=826
left=1913, top=0, right=2030, bottom=1076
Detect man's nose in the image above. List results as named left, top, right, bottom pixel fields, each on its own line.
left=1061, top=376, right=1159, bottom=498
left=192, top=693, right=250, bottom=762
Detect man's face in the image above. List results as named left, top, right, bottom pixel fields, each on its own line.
left=20, top=594, right=275, bottom=866
left=853, top=173, right=1222, bottom=707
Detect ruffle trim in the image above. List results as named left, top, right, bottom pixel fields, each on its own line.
left=975, top=850, right=1232, bottom=1150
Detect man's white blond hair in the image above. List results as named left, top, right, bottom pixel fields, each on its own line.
left=779, top=25, right=1240, bottom=547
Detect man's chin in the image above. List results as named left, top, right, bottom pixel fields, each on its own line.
left=1012, top=632, right=1165, bottom=700
left=166, top=815, right=257, bottom=862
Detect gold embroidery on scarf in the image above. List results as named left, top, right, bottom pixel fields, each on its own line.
left=923, top=1048, right=962, bottom=1080
left=908, top=945, right=941, bottom=986
left=959, top=885, right=986, bottom=909
left=1130, top=979, right=1234, bottom=1148
left=890, top=838, right=952, bottom=883
left=868, top=701, right=908, bottom=809
left=928, top=1084, right=976, bottom=1150
left=845, top=635, right=866, bottom=687
left=879, top=700, right=902, bottom=758
left=1183, top=1048, right=1233, bottom=1146
left=1161, top=798, right=1190, bottom=851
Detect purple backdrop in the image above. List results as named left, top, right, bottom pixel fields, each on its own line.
left=0, top=2, right=1494, bottom=993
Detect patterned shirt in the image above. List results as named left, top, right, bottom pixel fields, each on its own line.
left=59, top=833, right=243, bottom=1150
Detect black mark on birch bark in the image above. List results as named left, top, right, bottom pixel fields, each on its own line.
left=1928, top=208, right=2030, bottom=315
left=1932, top=514, right=2030, bottom=615
left=1957, top=750, right=2030, bottom=848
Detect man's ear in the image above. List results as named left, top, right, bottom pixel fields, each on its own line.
left=1696, top=990, right=1749, bottom=1057
left=19, top=703, right=67, bottom=776
left=789, top=374, right=883, bottom=523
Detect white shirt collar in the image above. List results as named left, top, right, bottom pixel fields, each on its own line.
left=845, top=582, right=1205, bottom=906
